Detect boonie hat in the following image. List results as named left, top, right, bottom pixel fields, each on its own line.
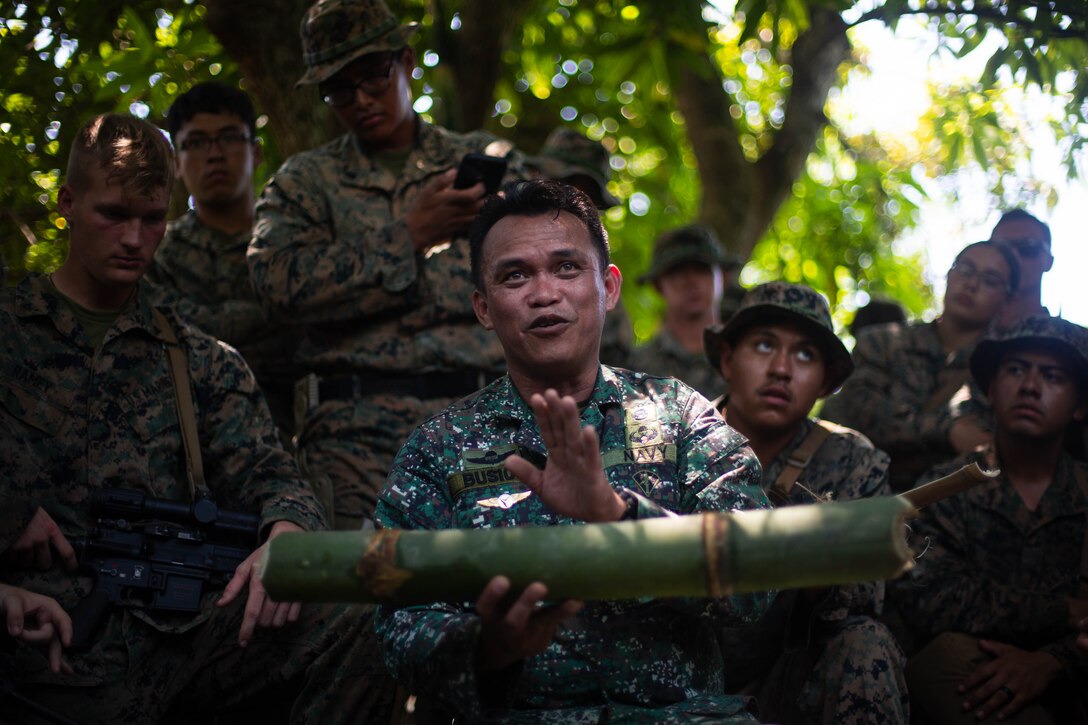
left=970, top=315, right=1088, bottom=391
left=704, top=281, right=854, bottom=395
left=639, top=225, right=738, bottom=284
left=529, top=128, right=620, bottom=209
left=297, top=0, right=419, bottom=87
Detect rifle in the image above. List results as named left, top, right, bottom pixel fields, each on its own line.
left=68, top=488, right=259, bottom=651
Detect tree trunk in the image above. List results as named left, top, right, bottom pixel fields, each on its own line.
left=670, top=7, right=850, bottom=262
left=204, top=0, right=340, bottom=159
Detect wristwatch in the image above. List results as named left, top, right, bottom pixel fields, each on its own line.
left=618, top=489, right=640, bottom=521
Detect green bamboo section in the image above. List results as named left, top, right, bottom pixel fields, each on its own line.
left=260, top=496, right=915, bottom=606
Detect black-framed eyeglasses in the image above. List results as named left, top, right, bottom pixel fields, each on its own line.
left=948, top=260, right=1010, bottom=294
left=178, top=130, right=253, bottom=154
left=1001, top=237, right=1050, bottom=259
left=321, top=52, right=399, bottom=108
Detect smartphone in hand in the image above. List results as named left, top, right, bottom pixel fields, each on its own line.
left=453, top=152, right=507, bottom=194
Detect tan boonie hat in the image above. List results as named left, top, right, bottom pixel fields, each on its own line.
left=970, top=315, right=1088, bottom=391
left=704, top=281, right=854, bottom=395
left=297, top=0, right=419, bottom=87
left=530, top=128, right=620, bottom=209
left=639, top=224, right=738, bottom=284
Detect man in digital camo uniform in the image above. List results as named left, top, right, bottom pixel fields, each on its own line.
left=820, top=240, right=1020, bottom=490
left=248, top=0, right=521, bottom=530
left=374, top=179, right=773, bottom=723
left=704, top=282, right=908, bottom=724
left=145, top=82, right=301, bottom=443
left=629, top=224, right=736, bottom=400
left=0, top=113, right=392, bottom=723
left=893, top=316, right=1088, bottom=725
left=527, top=126, right=634, bottom=368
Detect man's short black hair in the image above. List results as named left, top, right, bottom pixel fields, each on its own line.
left=469, top=179, right=610, bottom=291
left=165, top=82, right=257, bottom=140
left=995, top=208, right=1051, bottom=245
left=953, top=240, right=1021, bottom=297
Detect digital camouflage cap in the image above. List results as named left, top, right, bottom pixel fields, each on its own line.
left=703, top=281, right=854, bottom=395
left=639, top=224, right=739, bottom=284
left=969, top=315, right=1088, bottom=392
left=529, top=127, right=620, bottom=209
left=297, top=0, right=419, bottom=87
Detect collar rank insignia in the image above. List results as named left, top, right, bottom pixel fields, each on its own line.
left=477, top=491, right=532, bottom=509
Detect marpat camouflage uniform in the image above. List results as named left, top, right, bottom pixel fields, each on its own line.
left=0, top=274, right=393, bottom=723
left=145, top=209, right=302, bottom=441
left=249, top=122, right=519, bottom=530
left=715, top=415, right=908, bottom=725
left=629, top=330, right=724, bottom=400
left=890, top=445, right=1088, bottom=712
left=819, top=321, right=971, bottom=490
left=374, top=366, right=772, bottom=723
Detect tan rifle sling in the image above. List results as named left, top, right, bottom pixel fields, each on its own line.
left=151, top=308, right=206, bottom=501
left=769, top=421, right=834, bottom=506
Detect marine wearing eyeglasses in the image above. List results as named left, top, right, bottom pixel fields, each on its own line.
left=144, top=82, right=303, bottom=445
left=990, top=208, right=1054, bottom=331
left=820, top=241, right=1020, bottom=490
left=248, top=0, right=522, bottom=531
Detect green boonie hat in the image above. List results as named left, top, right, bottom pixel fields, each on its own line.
left=970, top=315, right=1088, bottom=391
left=530, top=128, right=620, bottom=209
left=639, top=224, right=737, bottom=284
left=296, top=0, right=419, bottom=87
left=703, top=281, right=854, bottom=395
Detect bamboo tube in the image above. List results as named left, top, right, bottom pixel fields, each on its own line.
left=260, top=496, right=915, bottom=606
left=899, top=462, right=998, bottom=510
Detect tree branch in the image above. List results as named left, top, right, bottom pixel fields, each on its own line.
left=749, top=8, right=850, bottom=258
left=850, top=3, right=1087, bottom=39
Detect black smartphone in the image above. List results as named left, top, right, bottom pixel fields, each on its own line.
left=453, top=152, right=507, bottom=194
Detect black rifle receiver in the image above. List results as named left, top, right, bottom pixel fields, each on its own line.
left=68, top=488, right=259, bottom=651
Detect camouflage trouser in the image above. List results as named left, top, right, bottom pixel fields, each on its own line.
left=1, top=598, right=396, bottom=724
left=297, top=393, right=461, bottom=531
left=744, top=615, right=908, bottom=725
left=906, top=632, right=1080, bottom=725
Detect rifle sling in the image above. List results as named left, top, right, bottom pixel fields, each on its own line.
left=151, top=308, right=206, bottom=500
left=769, top=421, right=833, bottom=506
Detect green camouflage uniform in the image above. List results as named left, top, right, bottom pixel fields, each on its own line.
left=374, top=366, right=772, bottom=724
left=715, top=416, right=908, bottom=725
left=0, top=274, right=393, bottom=723
left=249, top=122, right=518, bottom=530
left=145, top=210, right=301, bottom=441
left=891, top=446, right=1088, bottom=710
left=819, top=321, right=970, bottom=490
left=629, top=330, right=724, bottom=400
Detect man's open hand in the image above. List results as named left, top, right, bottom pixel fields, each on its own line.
left=217, top=520, right=304, bottom=648
left=505, top=389, right=626, bottom=523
